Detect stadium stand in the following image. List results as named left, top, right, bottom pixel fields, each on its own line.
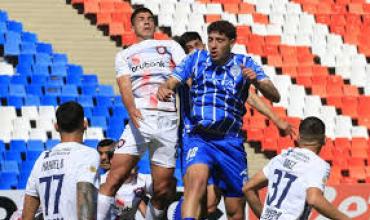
left=0, top=0, right=370, bottom=191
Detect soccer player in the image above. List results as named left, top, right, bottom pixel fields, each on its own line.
left=22, top=101, right=100, bottom=220
left=173, top=31, right=294, bottom=219
left=243, top=117, right=350, bottom=220
left=157, top=20, right=281, bottom=219
left=97, top=138, right=115, bottom=174
left=98, top=7, right=186, bottom=220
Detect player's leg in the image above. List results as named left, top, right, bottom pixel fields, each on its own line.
left=206, top=184, right=222, bottom=216
left=98, top=121, right=148, bottom=220
left=224, top=197, right=246, bottom=220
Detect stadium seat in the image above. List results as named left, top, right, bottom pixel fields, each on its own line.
left=0, top=160, right=19, bottom=174
left=36, top=43, right=53, bottom=54
left=4, top=151, right=23, bottom=163
left=9, top=140, right=27, bottom=152
left=26, top=150, right=42, bottom=161
left=27, top=140, right=44, bottom=151
left=84, top=139, right=99, bottom=148
left=45, top=139, right=60, bottom=150
left=90, top=116, right=107, bottom=130
left=77, top=95, right=94, bottom=108
left=0, top=172, right=18, bottom=189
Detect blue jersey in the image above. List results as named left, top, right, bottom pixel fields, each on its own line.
left=173, top=50, right=268, bottom=137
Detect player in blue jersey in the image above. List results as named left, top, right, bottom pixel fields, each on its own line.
left=172, top=31, right=295, bottom=219
left=158, top=21, right=281, bottom=219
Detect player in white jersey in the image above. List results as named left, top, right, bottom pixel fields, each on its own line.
left=243, top=117, right=350, bottom=220
left=22, top=102, right=100, bottom=220
left=98, top=7, right=186, bottom=220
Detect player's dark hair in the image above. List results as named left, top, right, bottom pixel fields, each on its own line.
left=178, top=32, right=203, bottom=53
left=299, top=116, right=325, bottom=145
left=131, top=7, right=154, bottom=25
left=97, top=138, right=115, bottom=148
left=207, top=20, right=236, bottom=40
left=56, top=101, right=84, bottom=133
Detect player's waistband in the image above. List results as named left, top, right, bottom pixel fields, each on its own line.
left=135, top=97, right=177, bottom=112
left=189, top=125, right=244, bottom=139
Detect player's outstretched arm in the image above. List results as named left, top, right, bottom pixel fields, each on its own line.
left=306, top=188, right=350, bottom=220
left=246, top=93, right=296, bottom=137
left=77, top=182, right=98, bottom=220
left=117, top=75, right=142, bottom=128
left=157, top=76, right=181, bottom=101
left=22, top=195, right=40, bottom=220
left=243, top=171, right=268, bottom=218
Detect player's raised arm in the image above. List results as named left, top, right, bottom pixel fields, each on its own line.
left=77, top=182, right=98, bottom=220
left=22, top=195, right=40, bottom=220
left=241, top=63, right=281, bottom=103
left=242, top=170, right=268, bottom=218
left=306, top=188, right=350, bottom=220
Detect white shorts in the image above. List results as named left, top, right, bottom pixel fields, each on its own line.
left=115, top=109, right=178, bottom=168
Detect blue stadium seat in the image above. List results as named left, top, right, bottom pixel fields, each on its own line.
left=33, top=64, right=50, bottom=75
left=20, top=43, right=37, bottom=54
left=4, top=40, right=20, bottom=56
left=66, top=72, right=82, bottom=85
left=10, top=74, right=28, bottom=84
left=27, top=140, right=44, bottom=151
left=82, top=74, right=98, bottom=86
left=137, top=151, right=150, bottom=174
left=112, top=106, right=129, bottom=120
left=17, top=64, right=33, bottom=76
left=92, top=106, right=110, bottom=117
left=4, top=151, right=22, bottom=163
left=0, top=160, right=20, bottom=174
left=18, top=54, right=34, bottom=65
left=7, top=95, right=24, bottom=109
left=24, top=95, right=40, bottom=106
left=26, top=84, right=43, bottom=96
left=21, top=161, right=35, bottom=174
left=40, top=95, right=58, bottom=106
left=84, top=139, right=99, bottom=148
left=106, top=128, right=122, bottom=140
left=0, top=85, right=8, bottom=98
left=84, top=107, right=93, bottom=119
left=113, top=95, right=123, bottom=106
left=51, top=64, right=67, bottom=76
left=36, top=43, right=52, bottom=54
left=17, top=172, right=30, bottom=189
left=9, top=84, right=26, bottom=96
left=52, top=53, right=68, bottom=64
left=0, top=22, right=6, bottom=32
left=67, top=64, right=83, bottom=75
left=0, top=172, right=18, bottom=189
left=34, top=53, right=52, bottom=65
left=31, top=74, right=47, bottom=84
left=7, top=20, right=23, bottom=32
left=81, top=85, right=97, bottom=95
left=26, top=150, right=42, bottom=161
left=0, top=140, right=5, bottom=152
left=90, top=116, right=107, bottom=129
left=21, top=32, right=38, bottom=43
left=0, top=11, right=8, bottom=22
left=77, top=95, right=94, bottom=108
left=45, top=139, right=60, bottom=150
left=97, top=85, right=114, bottom=97
left=44, top=85, right=61, bottom=96
left=5, top=31, right=21, bottom=43
left=95, top=95, right=113, bottom=107
left=0, top=75, right=11, bottom=84
left=59, top=95, right=77, bottom=104
left=47, top=75, right=64, bottom=86
left=0, top=33, right=5, bottom=45
left=62, top=85, right=78, bottom=96
left=10, top=140, right=27, bottom=152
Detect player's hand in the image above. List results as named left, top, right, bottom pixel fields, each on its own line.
left=157, top=84, right=174, bottom=102
left=276, top=119, right=297, bottom=138
left=128, top=108, right=143, bottom=128
left=240, top=64, right=257, bottom=83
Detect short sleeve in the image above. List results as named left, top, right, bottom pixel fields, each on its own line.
left=305, top=162, right=330, bottom=192
left=172, top=50, right=198, bottom=83
left=244, top=56, right=269, bottom=81
left=76, top=150, right=100, bottom=188
left=25, top=152, right=45, bottom=197
left=170, top=41, right=186, bottom=65
left=115, top=50, right=131, bottom=78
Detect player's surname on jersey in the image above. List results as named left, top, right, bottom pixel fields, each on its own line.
left=42, top=159, right=64, bottom=172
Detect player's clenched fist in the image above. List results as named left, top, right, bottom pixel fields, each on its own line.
left=240, top=64, right=257, bottom=82
left=157, top=84, right=174, bottom=102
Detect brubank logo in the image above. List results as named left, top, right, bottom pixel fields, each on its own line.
left=131, top=60, right=168, bottom=72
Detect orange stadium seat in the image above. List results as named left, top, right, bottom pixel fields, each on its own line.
left=205, top=15, right=221, bottom=23
left=96, top=12, right=111, bottom=26
left=223, top=3, right=239, bottom=13
left=341, top=96, right=358, bottom=117
left=246, top=128, right=264, bottom=141
left=349, top=166, right=366, bottom=181
left=99, top=1, right=115, bottom=13
left=108, top=22, right=125, bottom=36
left=84, top=0, right=99, bottom=14
left=239, top=2, right=255, bottom=13
left=262, top=137, right=278, bottom=152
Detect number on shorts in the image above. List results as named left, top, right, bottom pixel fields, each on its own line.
left=266, top=169, right=297, bottom=208
left=39, top=174, right=64, bottom=216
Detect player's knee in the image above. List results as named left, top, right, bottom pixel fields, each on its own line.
left=207, top=201, right=218, bottom=214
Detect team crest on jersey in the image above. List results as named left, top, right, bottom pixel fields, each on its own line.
left=116, top=139, right=126, bottom=149
left=156, top=46, right=167, bottom=55
left=131, top=54, right=141, bottom=65
left=230, top=65, right=241, bottom=77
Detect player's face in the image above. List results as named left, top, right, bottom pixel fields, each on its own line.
left=185, top=39, right=204, bottom=54
left=132, top=12, right=155, bottom=40
left=207, top=31, right=235, bottom=65
left=98, top=145, right=114, bottom=170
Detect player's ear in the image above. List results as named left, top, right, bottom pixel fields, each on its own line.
left=54, top=123, right=60, bottom=132
left=230, top=38, right=236, bottom=48
left=83, top=119, right=88, bottom=130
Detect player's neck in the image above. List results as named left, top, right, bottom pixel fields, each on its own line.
left=60, top=132, right=84, bottom=144
left=299, top=145, right=320, bottom=155
left=137, top=35, right=154, bottom=43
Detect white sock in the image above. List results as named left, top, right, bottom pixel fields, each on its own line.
left=145, top=201, right=164, bottom=220
left=97, top=193, right=115, bottom=220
